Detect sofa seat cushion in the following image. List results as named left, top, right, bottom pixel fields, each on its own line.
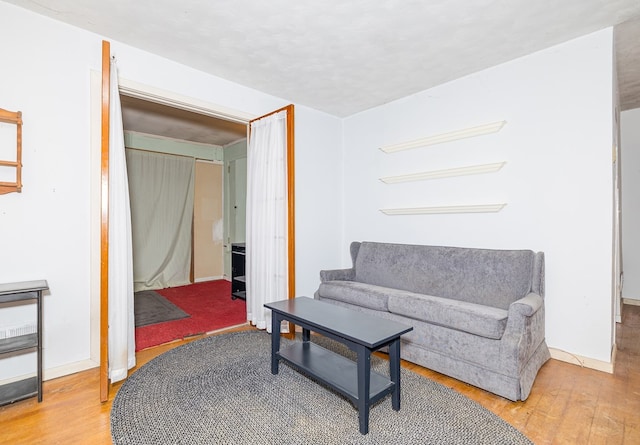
left=388, top=293, right=508, bottom=340
left=317, top=281, right=411, bottom=312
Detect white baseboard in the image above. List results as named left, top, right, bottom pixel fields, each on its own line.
left=623, top=298, right=640, bottom=306
left=0, top=373, right=35, bottom=386
left=549, top=346, right=614, bottom=374
left=194, top=276, right=224, bottom=283
left=0, top=359, right=99, bottom=387
left=44, top=359, right=99, bottom=381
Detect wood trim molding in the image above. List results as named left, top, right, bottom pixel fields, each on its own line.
left=99, top=40, right=110, bottom=403
left=549, top=347, right=615, bottom=374
left=284, top=104, right=295, bottom=337
left=285, top=104, right=295, bottom=301
left=622, top=298, right=640, bottom=306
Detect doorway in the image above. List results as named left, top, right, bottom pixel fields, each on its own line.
left=119, top=94, right=248, bottom=284
left=119, top=97, right=250, bottom=352
left=93, top=72, right=295, bottom=401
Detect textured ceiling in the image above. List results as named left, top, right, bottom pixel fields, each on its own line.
left=120, top=96, right=247, bottom=146
left=616, top=16, right=640, bottom=111
left=4, top=0, right=640, bottom=142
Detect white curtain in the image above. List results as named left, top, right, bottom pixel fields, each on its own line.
left=126, top=149, right=195, bottom=292
left=246, top=110, right=289, bottom=333
left=108, top=58, right=136, bottom=383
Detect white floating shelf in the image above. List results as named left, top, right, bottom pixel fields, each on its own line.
left=380, top=204, right=507, bottom=215
left=380, top=162, right=506, bottom=184
left=380, top=121, right=507, bottom=153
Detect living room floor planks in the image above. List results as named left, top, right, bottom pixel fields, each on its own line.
left=2, top=307, right=640, bottom=444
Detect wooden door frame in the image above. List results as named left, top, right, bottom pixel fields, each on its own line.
left=99, top=40, right=110, bottom=402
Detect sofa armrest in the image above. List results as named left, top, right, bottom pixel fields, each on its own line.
left=501, top=292, right=546, bottom=374
left=319, top=268, right=355, bottom=283
left=508, top=292, right=543, bottom=318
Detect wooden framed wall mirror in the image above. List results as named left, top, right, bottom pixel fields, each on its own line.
left=0, top=108, right=23, bottom=195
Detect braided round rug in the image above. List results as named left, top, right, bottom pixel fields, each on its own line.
left=111, top=331, right=532, bottom=444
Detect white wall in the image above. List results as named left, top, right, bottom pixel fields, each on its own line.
left=0, top=3, right=100, bottom=381
left=342, top=29, right=616, bottom=363
left=621, top=107, right=640, bottom=302
left=0, top=2, right=343, bottom=381
left=294, top=110, right=344, bottom=298
left=0, top=1, right=618, bottom=380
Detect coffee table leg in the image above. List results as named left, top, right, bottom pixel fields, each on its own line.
left=270, top=313, right=282, bottom=374
left=356, top=345, right=371, bottom=435
left=389, top=338, right=401, bottom=411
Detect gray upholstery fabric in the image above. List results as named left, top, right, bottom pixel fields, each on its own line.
left=388, top=292, right=508, bottom=340
left=319, top=267, right=355, bottom=283
left=315, top=295, right=550, bottom=401
left=314, top=241, right=549, bottom=401
left=353, top=241, right=535, bottom=310
left=320, top=282, right=509, bottom=339
left=318, top=281, right=393, bottom=311
left=532, top=253, right=545, bottom=297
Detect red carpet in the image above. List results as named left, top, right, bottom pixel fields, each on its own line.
left=135, top=280, right=247, bottom=351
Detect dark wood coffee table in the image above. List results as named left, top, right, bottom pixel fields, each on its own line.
left=264, top=297, right=413, bottom=435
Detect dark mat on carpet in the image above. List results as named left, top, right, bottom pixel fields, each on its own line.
left=133, top=290, right=190, bottom=327
left=111, top=331, right=533, bottom=444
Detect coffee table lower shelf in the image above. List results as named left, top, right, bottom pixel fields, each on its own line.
left=278, top=341, right=394, bottom=404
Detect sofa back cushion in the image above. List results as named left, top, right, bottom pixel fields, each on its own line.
left=353, top=242, right=536, bottom=310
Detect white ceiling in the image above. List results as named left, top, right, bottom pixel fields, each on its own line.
left=5, top=0, right=640, bottom=143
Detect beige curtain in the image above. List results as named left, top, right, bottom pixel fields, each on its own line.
left=126, top=149, right=195, bottom=292
left=108, top=58, right=135, bottom=382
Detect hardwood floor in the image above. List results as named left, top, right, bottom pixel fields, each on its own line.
left=1, top=307, right=639, bottom=444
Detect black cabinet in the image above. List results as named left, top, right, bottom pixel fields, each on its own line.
left=231, top=243, right=246, bottom=300
left=0, top=280, right=48, bottom=406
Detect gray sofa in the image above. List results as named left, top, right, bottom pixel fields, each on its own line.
left=314, top=241, right=550, bottom=401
